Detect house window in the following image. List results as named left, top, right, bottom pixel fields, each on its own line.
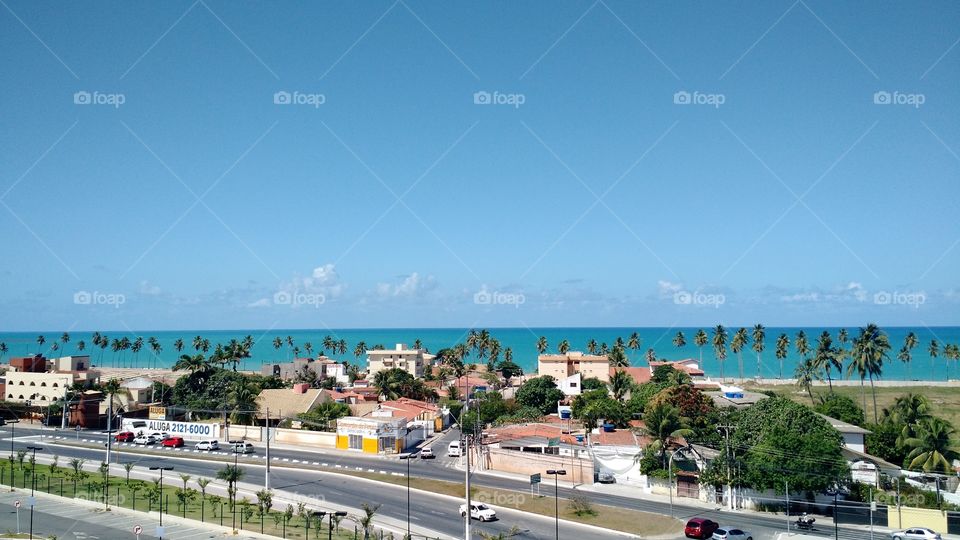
left=380, top=437, right=396, bottom=453
left=40, top=382, right=47, bottom=387
left=52, top=383, right=59, bottom=388
left=348, top=434, right=363, bottom=450
left=18, top=381, right=24, bottom=386
left=29, top=382, right=35, bottom=386
left=6, top=394, right=11, bottom=399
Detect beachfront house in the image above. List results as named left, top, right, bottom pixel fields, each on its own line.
left=537, top=351, right=610, bottom=383
left=365, top=344, right=435, bottom=379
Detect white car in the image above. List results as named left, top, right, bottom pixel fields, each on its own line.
left=447, top=440, right=462, bottom=457
left=195, top=440, right=220, bottom=451
left=890, top=528, right=942, bottom=540
left=712, top=527, right=752, bottom=540
left=459, top=503, right=496, bottom=522
left=133, top=434, right=155, bottom=445
left=150, top=432, right=170, bottom=441
left=419, top=447, right=434, bottom=459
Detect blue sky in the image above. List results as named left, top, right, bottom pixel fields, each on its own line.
left=1, top=0, right=958, bottom=330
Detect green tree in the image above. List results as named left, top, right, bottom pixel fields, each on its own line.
left=572, top=389, right=626, bottom=429
left=712, top=325, right=728, bottom=380
left=297, top=401, right=351, bottom=431
left=794, top=358, right=818, bottom=403
left=672, top=331, right=686, bottom=350
left=848, top=324, right=890, bottom=422
left=536, top=336, right=548, bottom=354
left=731, top=328, right=749, bottom=381
left=641, top=402, right=693, bottom=468
left=814, top=393, right=865, bottom=427
left=693, top=329, right=708, bottom=368
left=813, top=331, right=841, bottom=390
left=608, top=370, right=635, bottom=402
left=216, top=464, right=244, bottom=510
left=775, top=333, right=790, bottom=379
left=904, top=417, right=959, bottom=474
left=606, top=345, right=629, bottom=368
left=515, top=376, right=564, bottom=414
left=751, top=324, right=765, bottom=378
left=357, top=502, right=380, bottom=540
left=557, top=339, right=570, bottom=354
left=581, top=377, right=607, bottom=392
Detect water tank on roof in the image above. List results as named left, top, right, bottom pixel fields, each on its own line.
left=602, top=423, right=615, bottom=432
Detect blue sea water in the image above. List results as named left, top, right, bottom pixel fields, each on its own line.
left=1, top=327, right=958, bottom=381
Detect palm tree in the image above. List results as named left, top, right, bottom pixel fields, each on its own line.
left=322, top=336, right=335, bottom=355
left=641, top=403, right=693, bottom=467
left=928, top=340, right=940, bottom=380
left=645, top=348, right=657, bottom=364
left=775, top=333, right=789, bottom=379
left=731, top=328, right=748, bottom=381
left=193, top=335, right=204, bottom=352
left=751, top=324, right=765, bottom=379
left=173, top=354, right=209, bottom=375
left=174, top=338, right=184, bottom=353
left=227, top=380, right=259, bottom=424
left=711, top=325, right=728, bottom=381
left=586, top=339, right=598, bottom=354
left=901, top=332, right=918, bottom=381
left=103, top=378, right=123, bottom=431
left=60, top=332, right=71, bottom=355
left=36, top=334, right=46, bottom=353
left=890, top=393, right=932, bottom=448
left=353, top=341, right=367, bottom=359
left=357, top=502, right=381, bottom=540
left=694, top=329, right=708, bottom=368
left=98, top=335, right=109, bottom=365
left=607, top=345, right=629, bottom=368
left=0, top=342, right=7, bottom=363
left=304, top=342, right=313, bottom=358
left=608, top=369, right=634, bottom=401
left=272, top=337, right=282, bottom=356
left=536, top=336, right=548, bottom=354
left=672, top=331, right=686, bottom=350
left=813, top=331, right=841, bottom=391
left=148, top=337, right=162, bottom=369
left=628, top=332, right=641, bottom=356
left=336, top=339, right=347, bottom=356
left=558, top=340, right=570, bottom=354
left=77, top=340, right=86, bottom=353
left=848, top=324, right=891, bottom=422
left=216, top=464, right=245, bottom=511
left=795, top=331, right=810, bottom=363
left=794, top=358, right=818, bottom=403
left=903, top=417, right=959, bottom=474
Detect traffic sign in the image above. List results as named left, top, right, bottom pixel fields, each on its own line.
left=530, top=473, right=541, bottom=485
left=13, top=499, right=20, bottom=508
left=133, top=524, right=142, bottom=535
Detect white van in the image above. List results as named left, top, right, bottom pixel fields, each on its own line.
left=230, top=441, right=254, bottom=454
left=447, top=440, right=462, bottom=457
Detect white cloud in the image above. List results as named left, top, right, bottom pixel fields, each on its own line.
left=278, top=262, right=344, bottom=298
left=657, top=280, right=683, bottom=298
left=375, top=272, right=437, bottom=299
left=139, top=280, right=161, bottom=296
left=247, top=298, right=271, bottom=308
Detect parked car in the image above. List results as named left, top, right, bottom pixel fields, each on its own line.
left=890, top=528, right=943, bottom=540
left=684, top=518, right=719, bottom=539
left=150, top=432, right=169, bottom=441
left=133, top=434, right=155, bottom=445
left=447, top=440, right=462, bottom=457
left=114, top=431, right=135, bottom=442
left=195, top=440, right=219, bottom=451
left=230, top=441, right=254, bottom=454
left=161, top=436, right=184, bottom=448
left=711, top=527, right=752, bottom=540
left=597, top=472, right=616, bottom=484
left=459, top=503, right=496, bottom=522
left=419, top=447, right=435, bottom=459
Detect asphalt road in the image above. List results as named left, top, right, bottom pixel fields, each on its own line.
left=3, top=424, right=878, bottom=540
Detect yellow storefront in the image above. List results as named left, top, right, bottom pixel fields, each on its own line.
left=335, top=417, right=406, bottom=454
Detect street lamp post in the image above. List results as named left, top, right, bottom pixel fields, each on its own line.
left=149, top=466, right=173, bottom=540
left=546, top=469, right=566, bottom=540
left=26, top=445, right=42, bottom=540
left=7, top=418, right=20, bottom=491
left=399, top=453, right=412, bottom=538
left=328, top=511, right=346, bottom=540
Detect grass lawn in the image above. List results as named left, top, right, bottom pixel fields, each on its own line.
left=0, top=462, right=361, bottom=540
left=745, top=382, right=960, bottom=427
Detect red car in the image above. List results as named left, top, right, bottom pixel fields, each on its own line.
left=114, top=431, right=135, bottom=442
left=685, top=518, right=719, bottom=539
left=161, top=437, right=184, bottom=448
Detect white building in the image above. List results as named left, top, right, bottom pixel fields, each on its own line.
left=365, top=344, right=435, bottom=379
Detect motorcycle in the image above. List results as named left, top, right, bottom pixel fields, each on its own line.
left=794, top=513, right=816, bottom=530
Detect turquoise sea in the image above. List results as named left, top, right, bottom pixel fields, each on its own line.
left=1, top=327, right=958, bottom=381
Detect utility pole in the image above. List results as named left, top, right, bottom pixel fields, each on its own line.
left=785, top=480, right=790, bottom=532
left=719, top=425, right=734, bottom=510
left=105, top=396, right=113, bottom=465
left=264, top=407, right=270, bottom=491
left=463, top=398, right=471, bottom=540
